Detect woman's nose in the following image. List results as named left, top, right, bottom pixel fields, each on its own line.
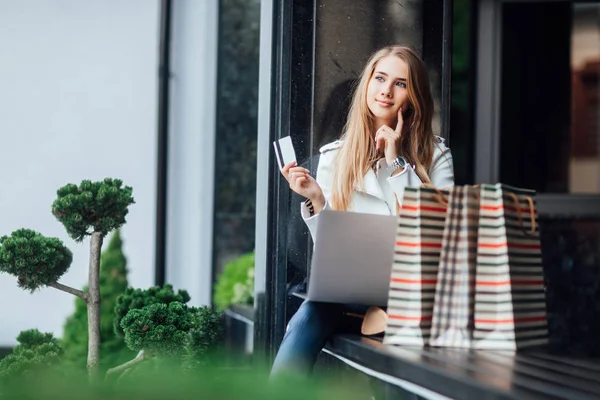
left=381, top=87, right=392, bottom=98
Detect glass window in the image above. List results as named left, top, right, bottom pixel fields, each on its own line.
left=499, top=2, right=600, bottom=194
left=212, top=0, right=260, bottom=285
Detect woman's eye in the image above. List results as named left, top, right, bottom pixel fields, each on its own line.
left=375, top=76, right=384, bottom=82
left=396, top=81, right=406, bottom=88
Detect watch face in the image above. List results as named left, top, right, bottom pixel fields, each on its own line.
left=397, top=156, right=406, bottom=167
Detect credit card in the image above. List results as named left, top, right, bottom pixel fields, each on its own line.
left=273, top=136, right=297, bottom=170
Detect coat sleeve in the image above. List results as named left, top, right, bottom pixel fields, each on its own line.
left=386, top=139, right=455, bottom=207
left=300, top=146, right=337, bottom=243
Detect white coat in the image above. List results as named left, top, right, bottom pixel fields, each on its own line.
left=301, top=137, right=455, bottom=242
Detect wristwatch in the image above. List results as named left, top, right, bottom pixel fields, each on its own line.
left=390, top=156, right=407, bottom=174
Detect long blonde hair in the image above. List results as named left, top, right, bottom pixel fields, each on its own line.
left=331, top=45, right=435, bottom=211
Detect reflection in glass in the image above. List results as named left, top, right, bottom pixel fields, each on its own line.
left=570, top=4, right=600, bottom=193
left=499, top=2, right=600, bottom=194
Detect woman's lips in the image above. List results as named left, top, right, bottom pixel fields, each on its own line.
left=376, top=100, right=393, bottom=107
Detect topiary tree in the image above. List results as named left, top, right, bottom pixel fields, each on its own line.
left=0, top=329, right=63, bottom=385
left=106, top=285, right=223, bottom=381
left=0, top=178, right=135, bottom=377
left=62, top=230, right=134, bottom=370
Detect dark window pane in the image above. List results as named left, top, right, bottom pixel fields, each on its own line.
left=450, top=0, right=474, bottom=186
left=499, top=2, right=600, bottom=194
left=541, top=218, right=600, bottom=356
left=212, top=0, right=260, bottom=282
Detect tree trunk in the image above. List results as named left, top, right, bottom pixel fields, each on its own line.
left=106, top=350, right=148, bottom=382
left=87, top=231, right=103, bottom=378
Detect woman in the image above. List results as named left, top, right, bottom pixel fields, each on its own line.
left=273, top=45, right=454, bottom=377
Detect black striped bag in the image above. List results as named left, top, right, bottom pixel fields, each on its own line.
left=383, top=185, right=449, bottom=346
left=474, top=183, right=548, bottom=350
left=429, top=185, right=479, bottom=348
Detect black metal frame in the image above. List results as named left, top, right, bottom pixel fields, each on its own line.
left=254, top=0, right=296, bottom=362
left=154, top=0, right=172, bottom=286
left=423, top=0, right=454, bottom=141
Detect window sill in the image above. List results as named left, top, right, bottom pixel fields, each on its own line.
left=324, top=334, right=600, bottom=400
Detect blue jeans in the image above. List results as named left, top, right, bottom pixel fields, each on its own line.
left=271, top=300, right=367, bottom=376
left=271, top=300, right=419, bottom=399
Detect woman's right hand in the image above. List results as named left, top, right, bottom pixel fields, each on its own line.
left=281, top=162, right=326, bottom=213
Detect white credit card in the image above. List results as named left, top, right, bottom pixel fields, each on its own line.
left=273, top=136, right=297, bottom=169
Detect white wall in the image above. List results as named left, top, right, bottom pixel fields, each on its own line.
left=164, top=0, right=218, bottom=306
left=0, top=0, right=159, bottom=346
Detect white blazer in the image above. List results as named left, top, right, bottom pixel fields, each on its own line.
left=301, top=136, right=455, bottom=242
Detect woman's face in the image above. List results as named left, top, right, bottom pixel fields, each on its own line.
left=366, top=55, right=410, bottom=128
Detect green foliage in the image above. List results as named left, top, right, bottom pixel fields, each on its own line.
left=213, top=252, right=254, bottom=310
left=51, top=178, right=135, bottom=242
left=184, top=306, right=225, bottom=369
left=14, top=329, right=59, bottom=353
left=62, top=230, right=134, bottom=369
left=114, top=284, right=190, bottom=337
left=188, top=306, right=224, bottom=356
left=114, top=284, right=225, bottom=372
left=0, top=330, right=63, bottom=385
left=120, top=302, right=194, bottom=356
left=0, top=229, right=73, bottom=292
left=1, top=361, right=372, bottom=400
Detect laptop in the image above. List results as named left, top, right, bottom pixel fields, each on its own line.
left=298, top=209, right=398, bottom=306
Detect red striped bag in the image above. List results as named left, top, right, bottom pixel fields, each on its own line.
left=383, top=186, right=449, bottom=346
left=474, top=183, right=548, bottom=350
left=429, top=185, right=479, bottom=348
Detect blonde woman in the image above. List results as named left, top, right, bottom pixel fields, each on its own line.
left=273, top=45, right=454, bottom=377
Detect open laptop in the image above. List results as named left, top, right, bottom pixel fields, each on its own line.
left=297, top=209, right=398, bottom=306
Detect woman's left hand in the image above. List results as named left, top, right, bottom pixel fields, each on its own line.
left=375, top=107, right=403, bottom=165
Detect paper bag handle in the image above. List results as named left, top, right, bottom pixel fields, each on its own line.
left=507, top=192, right=537, bottom=234
left=420, top=183, right=448, bottom=206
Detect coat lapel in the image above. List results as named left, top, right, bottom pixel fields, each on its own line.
left=356, top=169, right=385, bottom=201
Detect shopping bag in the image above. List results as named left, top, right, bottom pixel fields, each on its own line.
left=429, top=185, right=479, bottom=348
left=473, top=183, right=548, bottom=350
left=383, top=185, right=449, bottom=346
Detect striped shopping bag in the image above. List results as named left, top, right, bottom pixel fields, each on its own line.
left=383, top=186, right=449, bottom=346
left=429, top=185, right=479, bottom=348
left=474, top=183, right=548, bottom=350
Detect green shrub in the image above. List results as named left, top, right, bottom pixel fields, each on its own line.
left=0, top=329, right=63, bottom=385
left=213, top=252, right=254, bottom=310
left=184, top=306, right=225, bottom=369
left=114, top=284, right=191, bottom=337
left=107, top=285, right=224, bottom=381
